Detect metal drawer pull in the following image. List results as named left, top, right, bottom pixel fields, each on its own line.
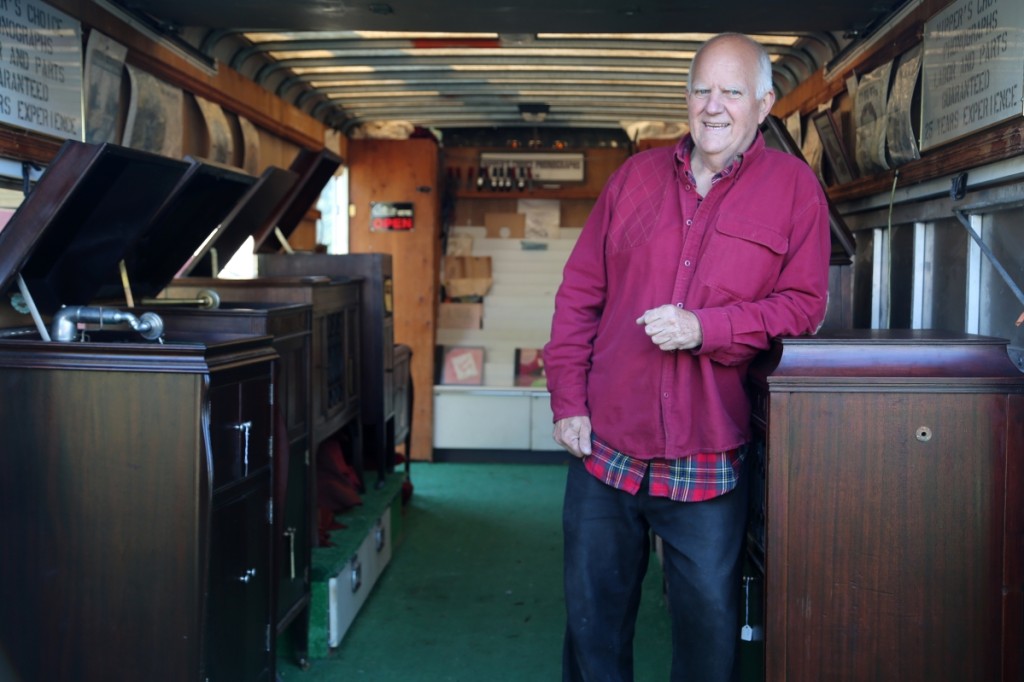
left=234, top=421, right=252, bottom=476
left=284, top=527, right=297, bottom=579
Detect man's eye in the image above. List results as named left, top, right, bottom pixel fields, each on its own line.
left=727, top=90, right=743, bottom=98
left=692, top=89, right=709, bottom=97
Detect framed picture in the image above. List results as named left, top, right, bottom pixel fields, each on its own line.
left=514, top=348, right=546, bottom=387
left=439, top=346, right=485, bottom=385
left=811, top=109, right=857, bottom=185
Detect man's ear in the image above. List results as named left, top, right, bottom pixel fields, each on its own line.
left=758, top=91, right=776, bottom=123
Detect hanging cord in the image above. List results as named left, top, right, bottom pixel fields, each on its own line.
left=885, top=169, right=900, bottom=328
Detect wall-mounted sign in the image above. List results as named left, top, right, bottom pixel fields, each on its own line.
left=0, top=0, right=82, bottom=140
left=480, top=152, right=585, bottom=182
left=370, top=201, right=414, bottom=232
left=920, top=0, right=1024, bottom=151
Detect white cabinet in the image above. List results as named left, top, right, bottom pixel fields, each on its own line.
left=434, top=386, right=560, bottom=450
left=530, top=393, right=560, bottom=451
left=433, top=226, right=578, bottom=453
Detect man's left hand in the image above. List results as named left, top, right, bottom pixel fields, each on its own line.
left=636, top=304, right=703, bottom=351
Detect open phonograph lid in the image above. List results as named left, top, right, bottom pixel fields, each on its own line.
left=0, top=140, right=266, bottom=316
left=91, top=155, right=258, bottom=301
left=252, top=147, right=342, bottom=254
left=0, top=141, right=192, bottom=316
left=179, top=165, right=299, bottom=278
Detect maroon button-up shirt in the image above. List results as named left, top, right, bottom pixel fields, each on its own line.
left=545, top=131, right=831, bottom=461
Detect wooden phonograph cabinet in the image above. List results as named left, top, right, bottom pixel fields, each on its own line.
left=259, top=252, right=399, bottom=486
left=748, top=330, right=1024, bottom=682
left=156, top=300, right=316, bottom=668
left=0, top=141, right=279, bottom=680
left=158, top=149, right=363, bottom=666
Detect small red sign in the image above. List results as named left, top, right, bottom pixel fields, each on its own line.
left=370, top=202, right=414, bottom=232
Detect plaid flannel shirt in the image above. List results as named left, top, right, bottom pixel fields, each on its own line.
left=585, top=434, right=744, bottom=502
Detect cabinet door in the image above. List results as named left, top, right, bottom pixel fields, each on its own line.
left=767, top=391, right=1007, bottom=682
left=206, top=479, right=273, bottom=682
left=277, top=331, right=311, bottom=446
left=319, top=295, right=361, bottom=428
left=209, top=373, right=273, bottom=487
left=344, top=293, right=362, bottom=415
left=277, top=435, right=311, bottom=622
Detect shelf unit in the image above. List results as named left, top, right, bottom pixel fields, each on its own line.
left=438, top=226, right=577, bottom=385
left=434, top=226, right=579, bottom=452
left=433, top=145, right=630, bottom=455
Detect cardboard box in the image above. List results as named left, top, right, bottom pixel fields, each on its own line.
left=484, top=212, right=526, bottom=239
left=438, top=302, right=484, bottom=330
left=446, top=233, right=474, bottom=256
left=443, top=256, right=493, bottom=298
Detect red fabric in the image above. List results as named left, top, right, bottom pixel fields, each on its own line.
left=316, top=438, right=363, bottom=545
left=317, top=507, right=346, bottom=547
left=585, top=435, right=743, bottom=502
left=318, top=437, right=362, bottom=490
left=317, top=475, right=362, bottom=510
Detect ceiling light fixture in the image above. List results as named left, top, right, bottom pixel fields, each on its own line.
left=518, top=103, right=550, bottom=122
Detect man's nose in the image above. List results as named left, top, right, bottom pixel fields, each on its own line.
left=705, top=90, right=725, bottom=111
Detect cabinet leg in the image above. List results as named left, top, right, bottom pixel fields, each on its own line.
left=295, top=602, right=311, bottom=670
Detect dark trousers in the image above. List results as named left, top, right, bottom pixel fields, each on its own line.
left=562, top=455, right=749, bottom=682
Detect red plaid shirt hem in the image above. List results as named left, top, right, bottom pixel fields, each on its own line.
left=584, top=434, right=744, bottom=502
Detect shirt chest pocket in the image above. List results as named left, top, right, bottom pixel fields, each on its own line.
left=697, top=219, right=789, bottom=301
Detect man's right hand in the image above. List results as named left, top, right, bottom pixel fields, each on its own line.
left=553, top=415, right=593, bottom=458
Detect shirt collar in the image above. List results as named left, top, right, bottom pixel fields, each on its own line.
left=674, top=131, right=764, bottom=188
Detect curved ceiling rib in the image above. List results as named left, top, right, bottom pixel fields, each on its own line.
left=217, top=31, right=838, bottom=131
left=116, top=0, right=911, bottom=133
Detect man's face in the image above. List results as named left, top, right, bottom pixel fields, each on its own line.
left=687, top=38, right=774, bottom=167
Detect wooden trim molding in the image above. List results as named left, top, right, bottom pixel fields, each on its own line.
left=0, top=125, right=64, bottom=166
left=827, top=118, right=1024, bottom=204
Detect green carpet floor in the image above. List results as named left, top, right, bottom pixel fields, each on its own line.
left=277, top=461, right=676, bottom=681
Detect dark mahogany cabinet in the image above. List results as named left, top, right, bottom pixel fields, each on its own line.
left=157, top=302, right=316, bottom=668
left=748, top=330, right=1024, bottom=682
left=0, top=140, right=293, bottom=681
left=258, top=252, right=397, bottom=485
left=162, top=277, right=362, bottom=457
left=0, top=333, right=277, bottom=681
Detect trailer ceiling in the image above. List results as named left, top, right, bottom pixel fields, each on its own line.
left=110, top=0, right=912, bottom=134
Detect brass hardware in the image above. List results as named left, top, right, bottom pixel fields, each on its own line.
left=139, top=288, right=221, bottom=309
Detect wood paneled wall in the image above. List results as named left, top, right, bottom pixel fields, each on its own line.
left=348, top=137, right=442, bottom=461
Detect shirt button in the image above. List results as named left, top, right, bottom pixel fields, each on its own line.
left=663, top=392, right=669, bottom=398
left=684, top=260, right=691, bottom=267
left=686, top=219, right=692, bottom=226
left=676, top=303, right=684, bottom=308
left=685, top=184, right=692, bottom=191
